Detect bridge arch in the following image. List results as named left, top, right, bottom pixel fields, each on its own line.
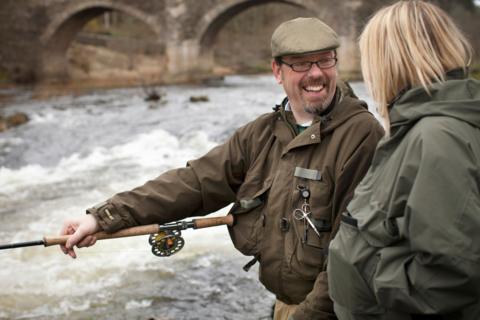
left=39, top=0, right=162, bottom=81
left=190, top=0, right=358, bottom=77
left=196, top=0, right=335, bottom=53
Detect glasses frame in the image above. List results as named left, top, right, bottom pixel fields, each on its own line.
left=279, top=57, right=338, bottom=72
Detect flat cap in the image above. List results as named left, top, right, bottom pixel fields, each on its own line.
left=271, top=17, right=339, bottom=58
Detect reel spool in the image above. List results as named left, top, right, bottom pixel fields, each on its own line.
left=148, top=230, right=185, bottom=257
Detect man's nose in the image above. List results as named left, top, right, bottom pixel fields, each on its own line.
left=307, top=62, right=325, bottom=77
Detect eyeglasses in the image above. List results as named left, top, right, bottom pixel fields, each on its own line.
left=280, top=58, right=337, bottom=72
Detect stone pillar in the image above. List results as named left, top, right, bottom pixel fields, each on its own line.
left=337, top=33, right=361, bottom=80
left=165, top=40, right=216, bottom=81
left=337, top=0, right=364, bottom=80
left=166, top=40, right=197, bottom=74
left=38, top=51, right=69, bottom=82
left=164, top=0, right=215, bottom=81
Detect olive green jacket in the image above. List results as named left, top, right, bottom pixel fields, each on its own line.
left=89, top=84, right=383, bottom=319
left=328, top=74, right=480, bottom=320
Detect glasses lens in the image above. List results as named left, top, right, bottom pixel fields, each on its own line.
left=286, top=58, right=336, bottom=72
left=291, top=62, right=312, bottom=72
left=317, top=58, right=336, bottom=69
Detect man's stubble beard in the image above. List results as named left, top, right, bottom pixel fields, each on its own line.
left=303, top=93, right=334, bottom=115
left=300, top=75, right=335, bottom=115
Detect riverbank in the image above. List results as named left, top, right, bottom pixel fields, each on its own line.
left=0, top=70, right=233, bottom=106
left=0, top=69, right=365, bottom=106
left=1, top=61, right=477, bottom=108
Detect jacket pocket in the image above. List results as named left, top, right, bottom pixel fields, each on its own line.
left=228, top=180, right=272, bottom=256
left=290, top=174, right=332, bottom=280
left=328, top=213, right=384, bottom=314
left=291, top=236, right=327, bottom=280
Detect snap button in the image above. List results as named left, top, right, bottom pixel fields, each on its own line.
left=310, top=134, right=316, bottom=139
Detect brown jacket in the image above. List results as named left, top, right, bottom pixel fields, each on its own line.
left=89, top=85, right=384, bottom=319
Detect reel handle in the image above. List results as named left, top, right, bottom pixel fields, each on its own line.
left=43, top=224, right=160, bottom=247
left=193, top=214, right=234, bottom=229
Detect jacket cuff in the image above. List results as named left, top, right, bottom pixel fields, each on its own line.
left=86, top=201, right=136, bottom=233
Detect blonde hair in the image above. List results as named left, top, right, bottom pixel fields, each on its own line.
left=359, top=0, right=472, bottom=135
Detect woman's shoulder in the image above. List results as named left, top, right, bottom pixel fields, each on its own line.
left=405, top=115, right=478, bottom=164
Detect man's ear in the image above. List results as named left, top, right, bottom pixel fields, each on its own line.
left=271, top=60, right=283, bottom=85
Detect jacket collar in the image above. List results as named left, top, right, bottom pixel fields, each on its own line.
left=387, top=68, right=468, bottom=112
left=388, top=69, right=480, bottom=140
left=272, top=82, right=370, bottom=155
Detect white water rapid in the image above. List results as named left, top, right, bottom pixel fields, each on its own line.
left=0, top=75, right=376, bottom=320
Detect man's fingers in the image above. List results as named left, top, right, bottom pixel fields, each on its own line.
left=61, top=220, right=77, bottom=235
left=65, top=228, right=85, bottom=249
left=77, top=235, right=96, bottom=248
left=89, top=236, right=97, bottom=247
left=60, top=215, right=100, bottom=258
left=67, top=248, right=77, bottom=259
left=60, top=222, right=77, bottom=255
left=60, top=244, right=68, bottom=254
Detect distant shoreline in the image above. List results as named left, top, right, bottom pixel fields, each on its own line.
left=0, top=67, right=372, bottom=105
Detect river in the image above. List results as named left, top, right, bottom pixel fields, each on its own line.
left=0, top=75, right=376, bottom=320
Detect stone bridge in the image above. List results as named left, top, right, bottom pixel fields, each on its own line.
left=0, top=0, right=369, bottom=83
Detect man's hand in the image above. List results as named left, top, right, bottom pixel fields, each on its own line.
left=60, top=214, right=101, bottom=259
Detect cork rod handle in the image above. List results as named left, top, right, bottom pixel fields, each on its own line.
left=43, top=224, right=160, bottom=247
left=193, top=214, right=234, bottom=229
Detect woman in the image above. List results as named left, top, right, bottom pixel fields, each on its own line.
left=328, top=1, right=480, bottom=320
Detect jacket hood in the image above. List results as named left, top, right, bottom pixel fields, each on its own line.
left=390, top=72, right=480, bottom=131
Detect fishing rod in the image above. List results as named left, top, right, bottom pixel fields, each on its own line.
left=0, top=214, right=234, bottom=257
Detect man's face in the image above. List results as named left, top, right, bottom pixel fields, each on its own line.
left=272, top=51, right=337, bottom=116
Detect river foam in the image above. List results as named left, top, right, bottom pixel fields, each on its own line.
left=0, top=75, right=377, bottom=319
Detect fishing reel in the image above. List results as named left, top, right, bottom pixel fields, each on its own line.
left=148, top=229, right=185, bottom=257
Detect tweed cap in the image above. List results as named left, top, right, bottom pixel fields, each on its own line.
left=271, top=17, right=339, bottom=58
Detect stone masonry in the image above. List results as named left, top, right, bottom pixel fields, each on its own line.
left=0, top=0, right=369, bottom=83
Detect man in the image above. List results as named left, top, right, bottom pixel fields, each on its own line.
left=60, top=18, right=384, bottom=319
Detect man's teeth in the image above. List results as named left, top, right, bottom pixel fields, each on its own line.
left=304, top=85, right=324, bottom=92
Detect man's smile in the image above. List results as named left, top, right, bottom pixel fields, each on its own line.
left=303, top=84, right=325, bottom=93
